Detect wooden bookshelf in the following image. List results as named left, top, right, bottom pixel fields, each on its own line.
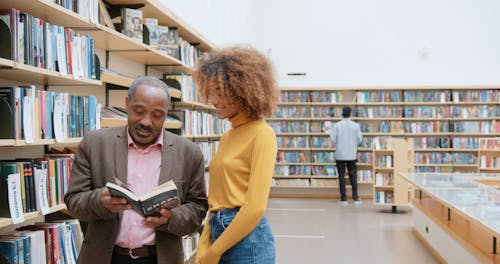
left=269, top=87, right=499, bottom=198
left=0, top=2, right=215, bottom=262
left=478, top=138, right=500, bottom=172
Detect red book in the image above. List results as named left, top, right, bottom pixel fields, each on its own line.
left=65, top=28, right=73, bottom=74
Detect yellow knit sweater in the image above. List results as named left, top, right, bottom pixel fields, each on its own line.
left=195, top=112, right=277, bottom=264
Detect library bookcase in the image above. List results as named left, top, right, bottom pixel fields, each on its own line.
left=268, top=87, right=500, bottom=200
left=0, top=0, right=217, bottom=262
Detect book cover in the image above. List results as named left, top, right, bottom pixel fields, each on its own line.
left=121, top=8, right=143, bottom=43
left=144, top=18, right=159, bottom=48
left=106, top=180, right=180, bottom=217
left=0, top=238, right=22, bottom=264
left=0, top=163, right=19, bottom=218
left=165, top=27, right=180, bottom=59
left=0, top=87, right=16, bottom=139
left=0, top=8, right=19, bottom=61
left=157, top=25, right=169, bottom=52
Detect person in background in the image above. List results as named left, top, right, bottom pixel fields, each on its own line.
left=193, top=47, right=278, bottom=264
left=330, top=106, right=363, bottom=205
left=64, top=76, right=208, bottom=264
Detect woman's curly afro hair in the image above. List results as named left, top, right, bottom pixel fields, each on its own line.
left=192, top=47, right=278, bottom=119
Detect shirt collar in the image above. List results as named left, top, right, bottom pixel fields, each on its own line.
left=127, top=127, right=164, bottom=151
left=229, top=112, right=254, bottom=128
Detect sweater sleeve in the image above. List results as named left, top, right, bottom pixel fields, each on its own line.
left=198, top=128, right=277, bottom=263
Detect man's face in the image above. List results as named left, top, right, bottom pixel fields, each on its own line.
left=126, top=84, right=168, bottom=148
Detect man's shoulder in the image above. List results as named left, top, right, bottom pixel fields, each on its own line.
left=86, top=126, right=124, bottom=139
left=164, top=130, right=199, bottom=149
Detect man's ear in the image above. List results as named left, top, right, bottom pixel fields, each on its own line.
left=125, top=96, right=129, bottom=108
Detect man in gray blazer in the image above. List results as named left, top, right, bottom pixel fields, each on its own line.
left=64, top=76, right=208, bottom=264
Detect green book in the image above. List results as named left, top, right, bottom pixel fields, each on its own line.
left=0, top=163, right=19, bottom=217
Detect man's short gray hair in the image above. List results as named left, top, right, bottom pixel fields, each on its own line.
left=128, top=76, right=171, bottom=102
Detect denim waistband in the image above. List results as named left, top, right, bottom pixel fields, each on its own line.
left=211, top=207, right=240, bottom=218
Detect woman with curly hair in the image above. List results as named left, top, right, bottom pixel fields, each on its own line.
left=193, top=47, right=278, bottom=264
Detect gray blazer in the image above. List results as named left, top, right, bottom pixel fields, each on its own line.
left=64, top=126, right=208, bottom=264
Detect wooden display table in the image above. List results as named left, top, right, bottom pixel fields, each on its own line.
left=400, top=173, right=499, bottom=264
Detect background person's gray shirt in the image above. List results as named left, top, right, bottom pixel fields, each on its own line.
left=329, top=118, right=363, bottom=161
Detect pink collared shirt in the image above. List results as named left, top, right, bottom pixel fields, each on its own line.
left=115, top=128, right=164, bottom=248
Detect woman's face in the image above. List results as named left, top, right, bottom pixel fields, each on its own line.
left=207, top=82, right=241, bottom=120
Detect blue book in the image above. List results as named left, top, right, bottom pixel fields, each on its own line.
left=88, top=95, right=96, bottom=132
left=0, top=238, right=23, bottom=264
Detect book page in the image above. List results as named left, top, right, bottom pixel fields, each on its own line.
left=140, top=180, right=177, bottom=201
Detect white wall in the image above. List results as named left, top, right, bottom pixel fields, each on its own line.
left=163, top=0, right=253, bottom=46
left=163, top=0, right=500, bottom=87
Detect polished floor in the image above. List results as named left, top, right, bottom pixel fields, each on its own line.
left=265, top=198, right=439, bottom=264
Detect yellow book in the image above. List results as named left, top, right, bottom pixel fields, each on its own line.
left=48, top=159, right=56, bottom=207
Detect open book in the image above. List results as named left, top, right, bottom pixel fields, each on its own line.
left=106, top=180, right=180, bottom=217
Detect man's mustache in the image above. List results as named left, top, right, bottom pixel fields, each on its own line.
left=136, top=124, right=153, bottom=131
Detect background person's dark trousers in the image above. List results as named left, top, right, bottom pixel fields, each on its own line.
left=336, top=160, right=359, bottom=201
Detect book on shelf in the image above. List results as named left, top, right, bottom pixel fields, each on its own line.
left=0, top=8, right=19, bottom=62
left=106, top=180, right=180, bottom=217
left=0, top=87, right=15, bottom=139
left=121, top=8, right=143, bottom=43
left=165, top=27, right=180, bottom=59
left=144, top=18, right=159, bottom=48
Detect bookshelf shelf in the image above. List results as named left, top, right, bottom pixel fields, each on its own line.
left=173, top=101, right=216, bottom=111
left=0, top=138, right=83, bottom=146
left=276, top=102, right=310, bottom=106
left=182, top=135, right=222, bottom=141
left=100, top=117, right=182, bottom=129
left=414, top=148, right=477, bottom=152
left=100, top=71, right=134, bottom=87
left=274, top=176, right=312, bottom=179
left=0, top=60, right=101, bottom=86
left=100, top=72, right=182, bottom=99
left=0, top=203, right=67, bottom=229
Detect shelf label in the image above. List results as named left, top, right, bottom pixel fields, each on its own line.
left=35, top=168, right=50, bottom=215
left=7, top=173, right=24, bottom=224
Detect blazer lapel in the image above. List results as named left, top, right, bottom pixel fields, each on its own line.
left=159, top=130, right=174, bottom=185
left=114, top=127, right=128, bottom=185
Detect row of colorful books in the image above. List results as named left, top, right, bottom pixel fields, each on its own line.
left=0, top=219, right=83, bottom=264
left=121, top=8, right=201, bottom=67
left=479, top=156, right=500, bottom=169
left=374, top=191, right=394, bottom=204
left=0, top=86, right=100, bottom=140
left=180, top=110, right=230, bottom=137
left=0, top=156, right=72, bottom=217
left=277, top=89, right=498, bottom=103
left=0, top=8, right=98, bottom=79
left=196, top=141, right=219, bottom=168
left=414, top=153, right=477, bottom=165
left=163, top=73, right=198, bottom=103
left=274, top=165, right=337, bottom=177
left=50, top=0, right=99, bottom=24
left=374, top=172, right=394, bottom=186
left=276, top=136, right=485, bottom=150
left=274, top=105, right=499, bottom=119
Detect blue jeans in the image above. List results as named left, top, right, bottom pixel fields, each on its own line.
left=209, top=208, right=276, bottom=264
